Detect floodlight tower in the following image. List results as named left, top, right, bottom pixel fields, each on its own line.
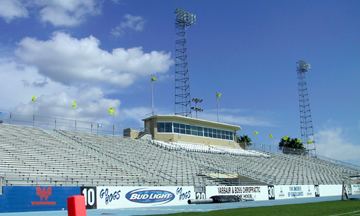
left=297, top=60, right=316, bottom=155
left=174, top=8, right=196, bottom=117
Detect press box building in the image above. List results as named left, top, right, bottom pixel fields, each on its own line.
left=142, top=115, right=241, bottom=148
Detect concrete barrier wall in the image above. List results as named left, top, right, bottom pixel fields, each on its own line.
left=351, top=184, right=360, bottom=195
left=0, top=184, right=354, bottom=212
left=318, top=185, right=342, bottom=197
left=204, top=184, right=344, bottom=201
left=0, top=186, right=79, bottom=213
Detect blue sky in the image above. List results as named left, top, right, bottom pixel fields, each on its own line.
left=0, top=0, right=359, bottom=164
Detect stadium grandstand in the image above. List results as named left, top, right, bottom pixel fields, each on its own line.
left=1, top=112, right=359, bottom=189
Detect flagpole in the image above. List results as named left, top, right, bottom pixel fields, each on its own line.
left=151, top=79, right=154, bottom=116
left=72, top=100, right=77, bottom=131
left=108, top=107, right=116, bottom=136
left=150, top=75, right=157, bottom=116
left=216, top=98, right=219, bottom=122
left=32, top=103, right=35, bottom=127
left=113, top=115, right=115, bottom=136
left=216, top=92, right=222, bottom=122
left=31, top=96, right=36, bottom=127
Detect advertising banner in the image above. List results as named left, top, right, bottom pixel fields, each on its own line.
left=318, top=185, right=342, bottom=197
left=96, top=186, right=194, bottom=209
left=205, top=185, right=268, bottom=201
left=274, top=185, right=315, bottom=200
left=0, top=186, right=80, bottom=213
left=351, top=184, right=360, bottom=195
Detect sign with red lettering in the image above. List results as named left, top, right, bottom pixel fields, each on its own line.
left=31, top=187, right=56, bottom=206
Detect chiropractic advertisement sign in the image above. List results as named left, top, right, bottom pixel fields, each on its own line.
left=206, top=185, right=269, bottom=201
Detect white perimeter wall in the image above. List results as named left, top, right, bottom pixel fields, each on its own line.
left=90, top=184, right=357, bottom=209
left=351, top=184, right=360, bottom=195
left=318, top=185, right=342, bottom=197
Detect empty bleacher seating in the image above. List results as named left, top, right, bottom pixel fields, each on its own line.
left=0, top=124, right=359, bottom=187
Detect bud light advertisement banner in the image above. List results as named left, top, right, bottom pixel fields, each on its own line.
left=96, top=186, right=194, bottom=209
left=0, top=186, right=80, bottom=213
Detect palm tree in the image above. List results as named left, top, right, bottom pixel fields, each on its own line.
left=279, top=136, right=305, bottom=154
left=237, top=135, right=252, bottom=149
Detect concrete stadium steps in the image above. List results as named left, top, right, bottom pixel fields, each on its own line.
left=0, top=124, right=359, bottom=187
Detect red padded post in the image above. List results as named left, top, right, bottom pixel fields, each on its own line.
left=67, top=195, right=86, bottom=216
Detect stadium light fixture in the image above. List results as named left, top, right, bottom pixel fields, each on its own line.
left=175, top=8, right=196, bottom=27
left=191, top=97, right=203, bottom=118
left=297, top=60, right=311, bottom=72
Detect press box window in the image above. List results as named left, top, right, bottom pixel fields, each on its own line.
left=157, top=121, right=235, bottom=141
left=157, top=122, right=165, bottom=132
left=157, top=122, right=172, bottom=133
left=165, top=122, right=172, bottom=132
left=173, top=123, right=180, bottom=133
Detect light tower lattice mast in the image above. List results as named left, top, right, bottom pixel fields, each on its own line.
left=174, top=8, right=196, bottom=116
left=297, top=60, right=316, bottom=155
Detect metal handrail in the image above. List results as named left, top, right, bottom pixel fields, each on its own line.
left=316, top=155, right=360, bottom=172
left=249, top=142, right=360, bottom=171
left=0, top=111, right=122, bottom=136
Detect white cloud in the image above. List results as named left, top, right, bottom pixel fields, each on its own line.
left=120, top=107, right=152, bottom=127
left=316, top=127, right=360, bottom=164
left=35, top=0, right=100, bottom=27
left=0, top=58, right=65, bottom=109
left=0, top=0, right=28, bottom=22
left=0, top=0, right=100, bottom=26
left=0, top=58, right=120, bottom=123
left=111, top=14, right=145, bottom=37
left=15, top=87, right=120, bottom=121
left=200, top=109, right=275, bottom=127
left=15, top=32, right=173, bottom=87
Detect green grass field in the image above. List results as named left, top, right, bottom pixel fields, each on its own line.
left=157, top=200, right=360, bottom=216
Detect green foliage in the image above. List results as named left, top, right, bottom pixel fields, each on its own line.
left=236, top=135, right=252, bottom=148
left=279, top=136, right=306, bottom=154
left=279, top=137, right=304, bottom=149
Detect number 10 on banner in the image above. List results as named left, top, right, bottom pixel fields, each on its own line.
left=81, top=187, right=97, bottom=209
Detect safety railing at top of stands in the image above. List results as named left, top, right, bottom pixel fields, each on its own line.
left=249, top=143, right=318, bottom=157
left=0, top=111, right=124, bottom=136
left=246, top=143, right=281, bottom=154
left=316, top=155, right=360, bottom=172
left=275, top=147, right=360, bottom=172
left=249, top=143, right=360, bottom=172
